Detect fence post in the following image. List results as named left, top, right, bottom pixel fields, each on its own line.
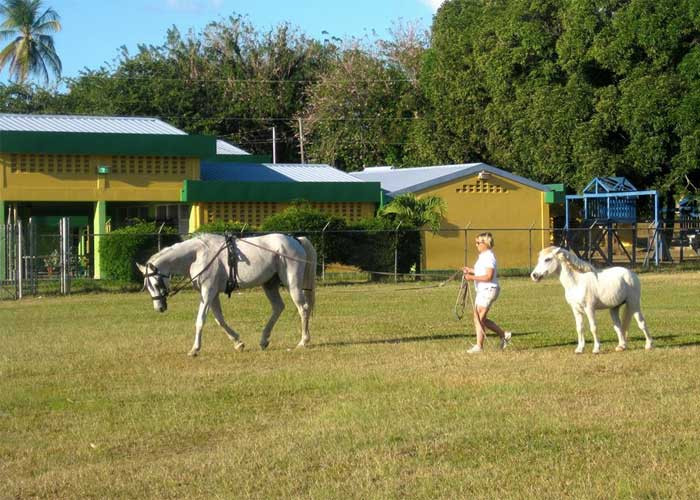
left=157, top=222, right=165, bottom=251
left=528, top=223, right=534, bottom=272
left=60, top=217, right=71, bottom=295
left=321, top=221, right=330, bottom=282
left=463, top=223, right=471, bottom=267
left=394, top=221, right=402, bottom=283
left=17, top=220, right=23, bottom=300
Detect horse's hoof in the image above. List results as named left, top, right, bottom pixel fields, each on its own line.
left=615, top=345, right=626, bottom=352
left=296, top=342, right=308, bottom=349
left=575, top=348, right=584, bottom=354
left=259, top=342, right=269, bottom=350
left=234, top=342, right=245, bottom=352
left=645, top=343, right=653, bottom=350
left=188, top=350, right=199, bottom=357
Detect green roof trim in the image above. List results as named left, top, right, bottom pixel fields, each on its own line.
left=545, top=183, right=566, bottom=204
left=0, top=131, right=216, bottom=157
left=181, top=180, right=382, bottom=203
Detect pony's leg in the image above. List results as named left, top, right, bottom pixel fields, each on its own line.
left=610, top=306, right=627, bottom=352
left=585, top=308, right=601, bottom=354
left=573, top=309, right=586, bottom=354
left=209, top=295, right=245, bottom=352
left=632, top=307, right=653, bottom=350
left=289, top=286, right=311, bottom=348
left=260, top=283, right=285, bottom=350
left=189, top=298, right=210, bottom=357
left=622, top=304, right=633, bottom=343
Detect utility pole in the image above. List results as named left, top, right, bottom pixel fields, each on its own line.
left=298, top=118, right=305, bottom=164
left=272, top=127, right=277, bottom=164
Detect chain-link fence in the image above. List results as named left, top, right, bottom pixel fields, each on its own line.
left=2, top=221, right=699, bottom=300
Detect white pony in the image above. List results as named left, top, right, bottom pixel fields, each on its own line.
left=530, top=246, right=652, bottom=354
left=137, top=233, right=317, bottom=355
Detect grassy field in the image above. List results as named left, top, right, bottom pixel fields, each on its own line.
left=2, top=272, right=700, bottom=499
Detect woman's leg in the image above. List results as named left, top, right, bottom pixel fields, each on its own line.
left=473, top=306, right=490, bottom=347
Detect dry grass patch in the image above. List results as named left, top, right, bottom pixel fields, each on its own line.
left=2, top=272, right=700, bottom=498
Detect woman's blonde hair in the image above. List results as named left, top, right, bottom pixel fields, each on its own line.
left=476, top=232, right=494, bottom=249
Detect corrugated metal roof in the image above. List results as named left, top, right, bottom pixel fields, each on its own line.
left=216, top=140, right=250, bottom=155
left=201, top=162, right=363, bottom=183
left=0, top=113, right=186, bottom=134
left=350, top=163, right=550, bottom=195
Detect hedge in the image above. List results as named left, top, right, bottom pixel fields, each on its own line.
left=99, top=221, right=180, bottom=283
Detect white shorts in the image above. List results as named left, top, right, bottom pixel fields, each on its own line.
left=475, top=286, right=500, bottom=308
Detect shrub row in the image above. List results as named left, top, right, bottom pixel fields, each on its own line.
left=100, top=206, right=421, bottom=283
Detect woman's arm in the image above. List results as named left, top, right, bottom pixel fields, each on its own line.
left=463, top=267, right=494, bottom=282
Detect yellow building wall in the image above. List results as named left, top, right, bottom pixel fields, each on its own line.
left=416, top=173, right=550, bottom=270
left=193, top=201, right=376, bottom=228
left=0, top=153, right=199, bottom=202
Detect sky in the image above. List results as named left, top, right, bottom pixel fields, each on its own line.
left=0, top=0, right=445, bottom=85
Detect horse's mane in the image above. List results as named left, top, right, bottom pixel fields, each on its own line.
left=147, top=237, right=204, bottom=264
left=555, top=247, right=597, bottom=273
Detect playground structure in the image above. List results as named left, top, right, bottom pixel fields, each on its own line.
left=563, top=177, right=663, bottom=266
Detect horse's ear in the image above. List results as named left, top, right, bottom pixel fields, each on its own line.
left=136, top=263, right=147, bottom=275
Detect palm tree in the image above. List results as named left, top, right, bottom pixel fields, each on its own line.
left=380, top=193, right=447, bottom=233
left=0, top=0, right=61, bottom=84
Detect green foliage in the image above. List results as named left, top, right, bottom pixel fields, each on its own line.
left=419, top=0, right=700, bottom=197
left=258, top=203, right=420, bottom=274
left=379, top=193, right=447, bottom=233
left=193, top=220, right=252, bottom=236
left=99, top=221, right=180, bottom=283
left=260, top=202, right=347, bottom=259
left=333, top=217, right=420, bottom=274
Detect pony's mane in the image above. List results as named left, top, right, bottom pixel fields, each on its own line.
left=555, top=247, right=597, bottom=273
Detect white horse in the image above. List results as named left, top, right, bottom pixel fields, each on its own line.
left=137, top=233, right=317, bottom=355
left=530, top=246, right=652, bottom=354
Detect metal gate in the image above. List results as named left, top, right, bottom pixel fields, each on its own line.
left=0, top=218, right=73, bottom=300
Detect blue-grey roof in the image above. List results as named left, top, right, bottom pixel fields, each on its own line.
left=583, top=176, right=637, bottom=194
left=201, top=162, right=364, bottom=183
left=0, top=113, right=186, bottom=135
left=216, top=140, right=250, bottom=155
left=350, top=163, right=550, bottom=195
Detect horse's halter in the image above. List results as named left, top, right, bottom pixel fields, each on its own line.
left=143, top=263, right=170, bottom=304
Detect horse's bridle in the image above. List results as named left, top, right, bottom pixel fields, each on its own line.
left=143, top=263, right=170, bottom=303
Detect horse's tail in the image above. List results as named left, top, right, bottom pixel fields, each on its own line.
left=297, top=236, right=317, bottom=315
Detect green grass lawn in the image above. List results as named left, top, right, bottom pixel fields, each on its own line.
left=2, top=272, right=700, bottom=499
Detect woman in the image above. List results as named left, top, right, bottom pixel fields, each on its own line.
left=462, top=232, right=511, bottom=353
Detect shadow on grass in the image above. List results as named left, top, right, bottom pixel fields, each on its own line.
left=318, top=333, right=464, bottom=348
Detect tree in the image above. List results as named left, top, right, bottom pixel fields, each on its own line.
left=0, top=0, right=61, bottom=84
left=417, top=0, right=700, bottom=199
left=62, top=15, right=334, bottom=161
left=379, top=193, right=447, bottom=233
left=300, top=25, right=428, bottom=171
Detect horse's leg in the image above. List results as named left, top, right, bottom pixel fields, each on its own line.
left=210, top=294, right=245, bottom=352
left=585, top=308, right=601, bottom=354
left=610, top=306, right=627, bottom=352
left=631, top=305, right=653, bottom=350
left=260, top=282, right=285, bottom=350
left=573, top=309, right=586, bottom=354
left=189, top=296, right=211, bottom=357
left=289, top=285, right=311, bottom=348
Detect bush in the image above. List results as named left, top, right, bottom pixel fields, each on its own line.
left=100, top=221, right=180, bottom=283
left=261, top=203, right=347, bottom=256
left=335, top=218, right=420, bottom=274
left=194, top=220, right=253, bottom=236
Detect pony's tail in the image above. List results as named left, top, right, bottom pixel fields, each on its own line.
left=297, top=236, right=317, bottom=315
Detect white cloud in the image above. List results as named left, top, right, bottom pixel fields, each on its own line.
left=421, top=0, right=446, bottom=11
